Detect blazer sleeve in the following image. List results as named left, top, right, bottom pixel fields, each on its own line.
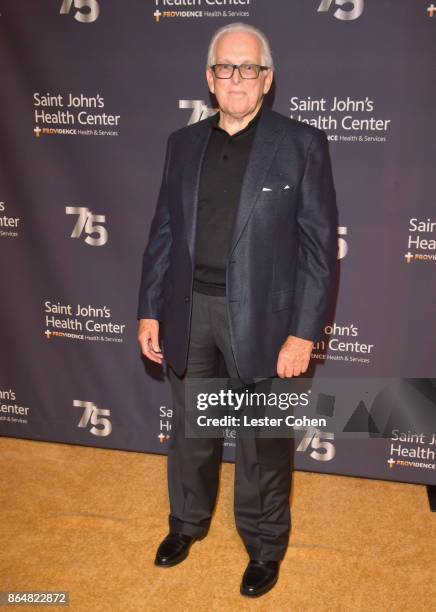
left=136, top=134, right=173, bottom=321
left=289, top=130, right=338, bottom=342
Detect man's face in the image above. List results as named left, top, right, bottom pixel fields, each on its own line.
left=206, top=31, right=273, bottom=119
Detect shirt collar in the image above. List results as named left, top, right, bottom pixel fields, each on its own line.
left=211, top=103, right=263, bottom=138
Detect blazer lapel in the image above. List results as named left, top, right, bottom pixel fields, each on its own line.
left=181, top=106, right=285, bottom=266
left=181, top=119, right=214, bottom=265
left=229, top=106, right=285, bottom=256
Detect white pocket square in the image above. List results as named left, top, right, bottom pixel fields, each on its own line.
left=262, top=187, right=272, bottom=191
left=283, top=184, right=291, bottom=190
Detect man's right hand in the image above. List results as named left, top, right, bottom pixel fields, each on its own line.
left=137, top=318, right=163, bottom=364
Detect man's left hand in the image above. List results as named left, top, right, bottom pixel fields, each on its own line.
left=276, top=335, right=314, bottom=378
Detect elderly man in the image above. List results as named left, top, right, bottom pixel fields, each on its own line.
left=137, top=22, right=337, bottom=597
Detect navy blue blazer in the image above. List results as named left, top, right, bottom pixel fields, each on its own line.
left=137, top=104, right=338, bottom=379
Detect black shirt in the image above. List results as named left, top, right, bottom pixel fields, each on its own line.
left=193, top=104, right=262, bottom=296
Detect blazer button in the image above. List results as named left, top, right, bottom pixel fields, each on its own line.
left=184, top=296, right=190, bottom=303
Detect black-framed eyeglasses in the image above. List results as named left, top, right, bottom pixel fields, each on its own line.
left=210, top=63, right=270, bottom=79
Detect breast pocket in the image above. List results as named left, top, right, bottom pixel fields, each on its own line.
left=259, top=183, right=294, bottom=198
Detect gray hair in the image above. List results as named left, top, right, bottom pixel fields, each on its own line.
left=206, top=22, right=274, bottom=71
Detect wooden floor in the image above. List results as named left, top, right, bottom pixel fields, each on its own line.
left=1, top=436, right=435, bottom=611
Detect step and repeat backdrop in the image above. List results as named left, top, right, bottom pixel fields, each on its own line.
left=0, top=1, right=435, bottom=485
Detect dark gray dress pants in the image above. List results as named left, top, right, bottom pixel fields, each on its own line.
left=166, top=290, right=294, bottom=561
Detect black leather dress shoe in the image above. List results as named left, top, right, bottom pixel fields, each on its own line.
left=240, top=560, right=280, bottom=597
left=154, top=532, right=197, bottom=567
